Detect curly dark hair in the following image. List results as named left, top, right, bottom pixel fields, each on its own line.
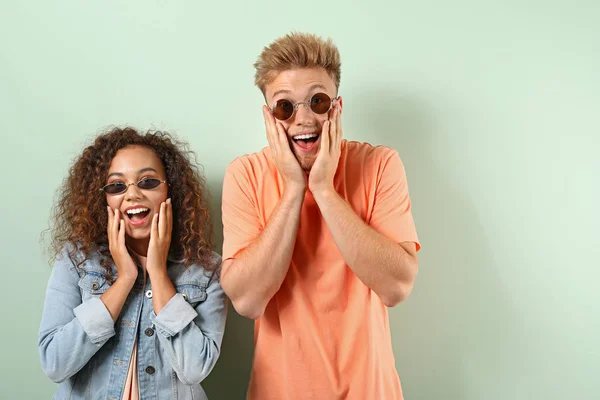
left=46, top=126, right=217, bottom=279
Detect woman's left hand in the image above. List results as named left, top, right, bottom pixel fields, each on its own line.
left=147, top=198, right=173, bottom=276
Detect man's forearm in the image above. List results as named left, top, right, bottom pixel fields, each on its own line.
left=313, top=188, right=418, bottom=307
left=221, top=186, right=305, bottom=319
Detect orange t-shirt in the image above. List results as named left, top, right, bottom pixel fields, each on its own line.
left=222, top=140, right=420, bottom=400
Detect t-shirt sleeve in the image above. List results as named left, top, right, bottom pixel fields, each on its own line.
left=221, top=158, right=263, bottom=262
left=369, top=149, right=420, bottom=251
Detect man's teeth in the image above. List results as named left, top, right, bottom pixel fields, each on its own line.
left=127, top=208, right=149, bottom=215
left=293, top=133, right=318, bottom=140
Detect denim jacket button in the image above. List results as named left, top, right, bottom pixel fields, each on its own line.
left=145, top=366, right=155, bottom=375
left=145, top=328, right=154, bottom=337
left=182, top=293, right=188, bottom=300
left=145, top=290, right=153, bottom=298
left=91, top=282, right=100, bottom=290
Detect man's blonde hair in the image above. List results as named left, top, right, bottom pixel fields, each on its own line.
left=254, top=32, right=341, bottom=95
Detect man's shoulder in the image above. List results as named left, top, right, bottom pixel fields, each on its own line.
left=343, top=140, right=399, bottom=164
left=225, top=146, right=274, bottom=177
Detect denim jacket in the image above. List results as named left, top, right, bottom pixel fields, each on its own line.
left=38, top=245, right=227, bottom=400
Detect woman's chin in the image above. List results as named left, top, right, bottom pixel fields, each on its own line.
left=126, top=229, right=151, bottom=241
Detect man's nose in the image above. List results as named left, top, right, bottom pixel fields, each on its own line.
left=293, top=102, right=313, bottom=123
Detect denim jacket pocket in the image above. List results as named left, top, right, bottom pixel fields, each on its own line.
left=78, top=272, right=110, bottom=300
left=174, top=282, right=207, bottom=307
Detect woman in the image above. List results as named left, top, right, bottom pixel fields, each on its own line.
left=39, top=127, right=227, bottom=399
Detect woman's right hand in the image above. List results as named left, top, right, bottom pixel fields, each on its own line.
left=107, top=207, right=138, bottom=283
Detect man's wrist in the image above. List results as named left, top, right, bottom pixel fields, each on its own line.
left=283, top=183, right=306, bottom=203
left=311, top=185, right=337, bottom=203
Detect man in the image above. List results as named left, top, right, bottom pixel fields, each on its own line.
left=221, top=32, right=421, bottom=400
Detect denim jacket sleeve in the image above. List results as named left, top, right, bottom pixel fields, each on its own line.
left=38, top=247, right=115, bottom=383
left=149, top=259, right=228, bottom=385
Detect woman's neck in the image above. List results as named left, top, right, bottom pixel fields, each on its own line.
left=126, top=238, right=149, bottom=268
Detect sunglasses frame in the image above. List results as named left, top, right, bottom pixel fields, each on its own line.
left=269, top=92, right=339, bottom=121
left=100, top=178, right=168, bottom=195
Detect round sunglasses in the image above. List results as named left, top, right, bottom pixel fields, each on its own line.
left=270, top=92, right=338, bottom=121
left=100, top=178, right=167, bottom=195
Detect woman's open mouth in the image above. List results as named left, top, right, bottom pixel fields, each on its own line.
left=125, top=207, right=151, bottom=226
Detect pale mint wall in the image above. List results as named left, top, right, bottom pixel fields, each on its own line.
left=1, top=1, right=598, bottom=399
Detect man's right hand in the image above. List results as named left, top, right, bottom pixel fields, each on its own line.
left=263, top=106, right=307, bottom=193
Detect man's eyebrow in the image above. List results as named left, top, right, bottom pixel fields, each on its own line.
left=272, top=89, right=292, bottom=98
left=307, top=84, right=327, bottom=93
left=271, top=84, right=328, bottom=101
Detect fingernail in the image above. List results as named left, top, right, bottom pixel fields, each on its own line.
left=167, top=198, right=171, bottom=204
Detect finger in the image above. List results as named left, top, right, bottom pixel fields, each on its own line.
left=112, top=209, right=121, bottom=245
left=328, top=100, right=336, bottom=120
left=321, top=120, right=331, bottom=153
left=158, top=202, right=166, bottom=238
left=107, top=206, right=113, bottom=237
left=335, top=104, right=343, bottom=148
left=166, top=198, right=173, bottom=238
left=329, top=110, right=336, bottom=153
left=151, top=212, right=159, bottom=242
left=118, top=218, right=126, bottom=248
left=263, top=105, right=279, bottom=151
left=275, top=122, right=292, bottom=154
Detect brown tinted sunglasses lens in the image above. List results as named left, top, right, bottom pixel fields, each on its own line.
left=310, top=93, right=332, bottom=114
left=272, top=93, right=333, bottom=121
left=273, top=99, right=294, bottom=120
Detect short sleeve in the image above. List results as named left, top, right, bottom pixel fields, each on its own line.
left=221, top=158, right=263, bottom=262
left=369, top=149, right=420, bottom=251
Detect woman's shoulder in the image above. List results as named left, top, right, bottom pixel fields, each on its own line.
left=55, top=243, right=108, bottom=274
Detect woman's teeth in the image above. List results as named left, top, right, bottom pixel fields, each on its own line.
left=126, top=207, right=149, bottom=216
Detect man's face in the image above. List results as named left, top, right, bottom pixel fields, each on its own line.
left=264, top=68, right=340, bottom=171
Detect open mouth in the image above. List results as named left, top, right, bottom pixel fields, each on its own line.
left=125, top=207, right=150, bottom=224
left=292, top=133, right=320, bottom=151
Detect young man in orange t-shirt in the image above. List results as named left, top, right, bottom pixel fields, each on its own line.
left=221, top=32, right=421, bottom=400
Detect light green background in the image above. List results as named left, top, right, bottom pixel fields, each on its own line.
left=1, top=1, right=598, bottom=399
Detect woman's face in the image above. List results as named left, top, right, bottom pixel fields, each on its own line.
left=104, top=145, right=169, bottom=243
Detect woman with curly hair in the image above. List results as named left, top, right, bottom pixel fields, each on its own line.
left=38, top=127, right=227, bottom=400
